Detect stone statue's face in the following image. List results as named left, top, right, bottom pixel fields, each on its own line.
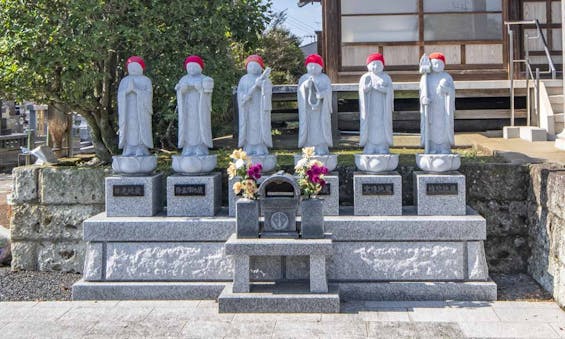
left=431, top=59, right=445, bottom=72
left=367, top=60, right=384, bottom=74
left=247, top=61, right=263, bottom=76
left=127, top=62, right=143, bottom=75
left=186, top=62, right=203, bottom=76
left=306, top=63, right=322, bottom=75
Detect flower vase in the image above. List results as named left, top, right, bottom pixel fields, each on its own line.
left=300, top=197, right=324, bottom=239
left=236, top=198, right=259, bottom=238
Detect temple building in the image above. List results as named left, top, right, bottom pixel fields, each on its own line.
left=300, top=0, right=562, bottom=82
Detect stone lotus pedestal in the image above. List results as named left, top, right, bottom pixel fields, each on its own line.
left=248, top=155, right=277, bottom=173
left=105, top=173, right=163, bottom=217
left=414, top=171, right=466, bottom=216
left=354, top=154, right=398, bottom=173
left=166, top=172, right=221, bottom=217
left=112, top=155, right=157, bottom=175
left=416, top=154, right=461, bottom=173
left=172, top=155, right=217, bottom=174
left=354, top=171, right=402, bottom=216
left=293, top=154, right=337, bottom=172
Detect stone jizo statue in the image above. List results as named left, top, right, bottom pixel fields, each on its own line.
left=297, top=54, right=333, bottom=156
left=176, top=55, right=214, bottom=156
left=416, top=52, right=460, bottom=172
left=359, top=53, right=394, bottom=154
left=419, top=52, right=455, bottom=154
left=237, top=55, right=273, bottom=156
left=117, top=56, right=154, bottom=157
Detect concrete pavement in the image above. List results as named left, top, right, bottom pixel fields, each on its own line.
left=0, top=300, right=564, bottom=338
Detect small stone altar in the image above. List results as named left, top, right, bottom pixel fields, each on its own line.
left=218, top=235, right=339, bottom=313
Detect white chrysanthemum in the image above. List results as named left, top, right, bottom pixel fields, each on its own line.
left=235, top=158, right=245, bottom=169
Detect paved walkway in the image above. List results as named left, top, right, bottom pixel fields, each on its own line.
left=1, top=300, right=564, bottom=338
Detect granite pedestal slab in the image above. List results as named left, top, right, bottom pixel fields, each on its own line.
left=105, top=173, right=162, bottom=217
left=414, top=171, right=466, bottom=216
left=166, top=172, right=221, bottom=216
left=353, top=171, right=402, bottom=216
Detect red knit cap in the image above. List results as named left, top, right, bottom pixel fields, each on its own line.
left=429, top=52, right=446, bottom=65
left=366, top=53, right=385, bottom=66
left=126, top=56, right=146, bottom=71
left=304, top=54, right=324, bottom=68
left=245, top=55, right=264, bottom=69
left=184, top=55, right=204, bottom=70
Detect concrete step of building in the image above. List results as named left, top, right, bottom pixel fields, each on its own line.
left=504, top=126, right=548, bottom=141
left=545, top=86, right=564, bottom=96
left=218, top=283, right=340, bottom=313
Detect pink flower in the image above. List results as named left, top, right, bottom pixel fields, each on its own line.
left=247, top=163, right=262, bottom=180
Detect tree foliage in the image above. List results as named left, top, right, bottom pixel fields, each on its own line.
left=0, top=0, right=271, bottom=161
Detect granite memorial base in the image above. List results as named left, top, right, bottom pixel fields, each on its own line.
left=414, top=171, right=466, bottom=216
left=353, top=172, right=402, bottom=216
left=166, top=172, right=221, bottom=217
left=73, top=208, right=495, bottom=302
left=105, top=173, right=162, bottom=217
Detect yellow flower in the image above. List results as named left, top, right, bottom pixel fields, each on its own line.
left=227, top=163, right=236, bottom=179
left=232, top=181, right=242, bottom=194
left=230, top=149, right=248, bottom=161
left=302, top=147, right=315, bottom=158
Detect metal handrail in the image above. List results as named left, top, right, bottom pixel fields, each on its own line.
left=506, top=19, right=557, bottom=127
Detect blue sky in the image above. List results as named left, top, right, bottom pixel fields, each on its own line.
left=270, top=0, right=322, bottom=46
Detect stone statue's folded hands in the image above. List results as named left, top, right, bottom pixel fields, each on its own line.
left=421, top=96, right=431, bottom=105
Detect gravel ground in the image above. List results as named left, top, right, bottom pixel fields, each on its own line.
left=0, top=268, right=553, bottom=302
left=492, top=273, right=553, bottom=301
left=0, top=267, right=80, bottom=301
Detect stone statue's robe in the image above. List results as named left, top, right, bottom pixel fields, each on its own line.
left=297, top=73, right=333, bottom=150
left=420, top=72, right=455, bottom=153
left=237, top=74, right=273, bottom=153
left=176, top=75, right=213, bottom=152
left=117, top=75, right=153, bottom=150
left=359, top=72, right=394, bottom=153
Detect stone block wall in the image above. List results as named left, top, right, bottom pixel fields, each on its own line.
left=10, top=166, right=105, bottom=272
left=527, top=164, right=565, bottom=308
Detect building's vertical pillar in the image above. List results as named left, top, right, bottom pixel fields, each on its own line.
left=322, top=0, right=340, bottom=82
left=557, top=0, right=565, bottom=146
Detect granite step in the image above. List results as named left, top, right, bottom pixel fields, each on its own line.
left=218, top=282, right=340, bottom=313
